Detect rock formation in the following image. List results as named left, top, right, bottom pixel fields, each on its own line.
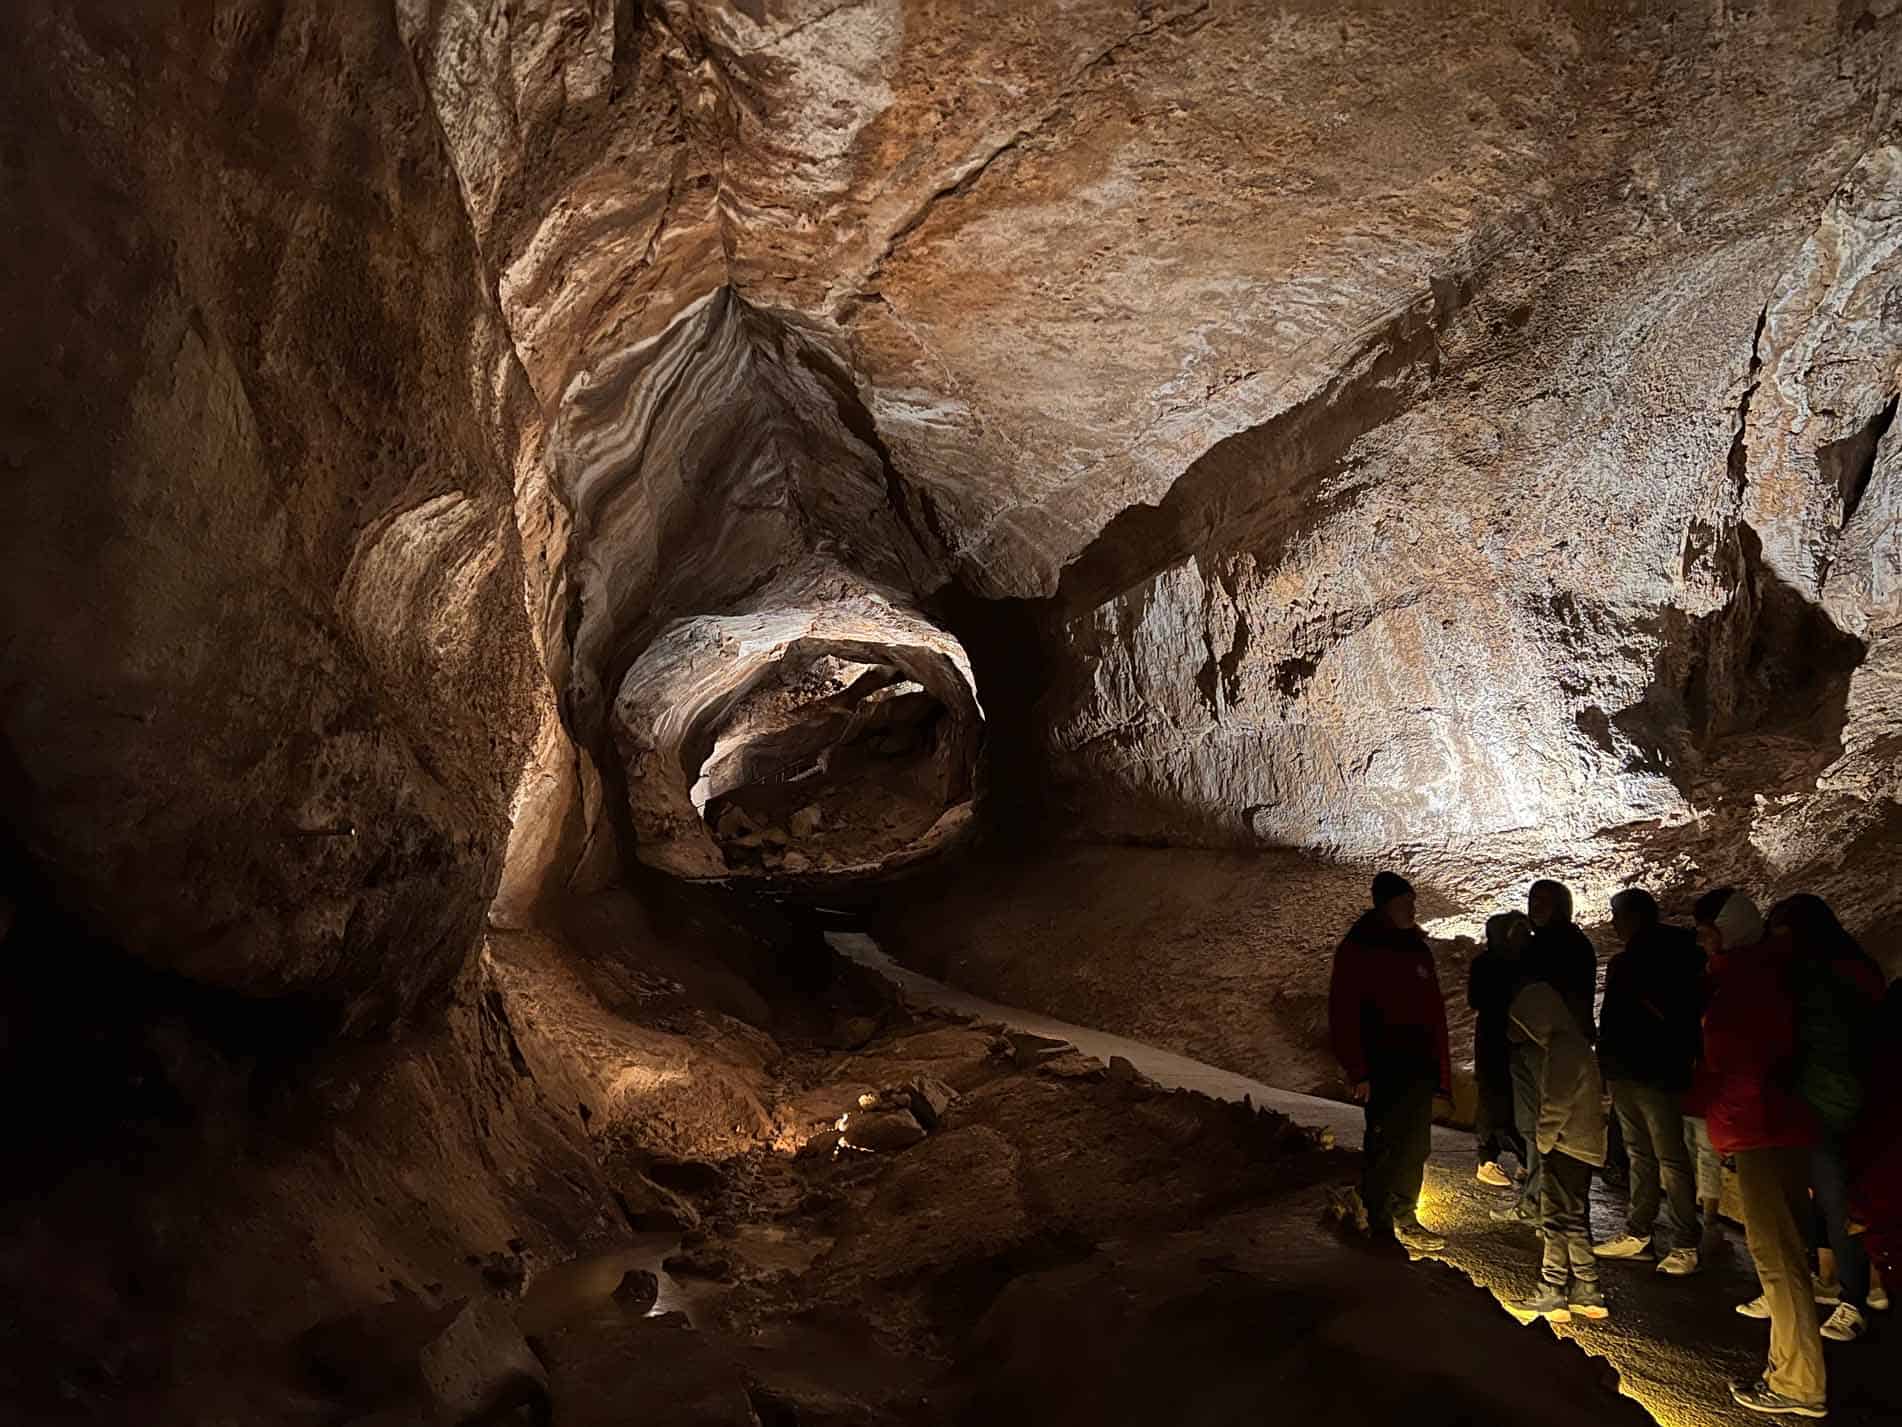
left=2, top=0, right=1901, bottom=1420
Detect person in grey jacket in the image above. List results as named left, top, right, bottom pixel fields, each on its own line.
left=1505, top=975, right=1611, bottom=1324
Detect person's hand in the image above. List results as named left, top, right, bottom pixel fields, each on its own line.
left=1350, top=1081, right=1371, bottom=1103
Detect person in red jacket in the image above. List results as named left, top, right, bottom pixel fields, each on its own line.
left=1687, top=888, right=1825, bottom=1419
left=1330, top=871, right=1452, bottom=1254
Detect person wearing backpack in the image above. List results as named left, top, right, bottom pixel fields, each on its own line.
left=1768, top=895, right=1885, bottom=1343
left=1593, top=888, right=1708, bottom=1274
left=1502, top=968, right=1611, bottom=1323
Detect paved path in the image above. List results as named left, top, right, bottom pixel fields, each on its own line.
left=831, top=932, right=1898, bottom=1427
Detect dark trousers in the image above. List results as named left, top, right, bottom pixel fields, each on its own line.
left=1611, top=1080, right=1697, bottom=1251
left=1510, top=1047, right=1544, bottom=1210
left=1541, top=1149, right=1599, bottom=1288
left=1811, top=1135, right=1870, bottom=1309
left=1475, top=1072, right=1526, bottom=1169
left=1362, top=1072, right=1435, bottom=1233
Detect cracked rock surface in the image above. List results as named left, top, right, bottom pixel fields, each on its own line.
left=390, top=0, right=1902, bottom=931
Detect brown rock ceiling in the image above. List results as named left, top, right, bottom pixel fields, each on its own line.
left=5, top=1, right=1900, bottom=987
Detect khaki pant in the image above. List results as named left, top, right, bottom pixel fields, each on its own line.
left=1735, top=1146, right=1827, bottom=1407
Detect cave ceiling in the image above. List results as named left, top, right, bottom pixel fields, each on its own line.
left=397, top=0, right=1902, bottom=916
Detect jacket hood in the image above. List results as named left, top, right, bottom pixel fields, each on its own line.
left=1351, top=908, right=1423, bottom=945
left=1715, top=892, right=1765, bottom=951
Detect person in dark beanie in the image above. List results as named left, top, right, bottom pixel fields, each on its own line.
left=1526, top=879, right=1599, bottom=1040
left=1594, top=888, right=1708, bottom=1275
left=1471, top=912, right=1532, bottom=1187
left=1687, top=888, right=1826, bottom=1419
left=1330, top=871, right=1452, bottom=1253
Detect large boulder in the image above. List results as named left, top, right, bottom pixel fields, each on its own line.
left=419, top=1299, right=549, bottom=1425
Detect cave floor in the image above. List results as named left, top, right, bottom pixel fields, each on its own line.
left=834, top=928, right=1902, bottom=1427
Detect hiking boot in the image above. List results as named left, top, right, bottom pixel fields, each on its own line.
left=1568, top=1283, right=1610, bottom=1320
left=1476, top=1161, right=1513, bottom=1187
left=1394, top=1219, right=1447, bottom=1253
left=1729, top=1380, right=1827, bottom=1418
left=1655, top=1247, right=1700, bottom=1276
left=1490, top=1201, right=1537, bottom=1224
left=1593, top=1234, right=1653, bottom=1261
left=1820, top=1304, right=1865, bottom=1343
left=1505, top=1285, right=1572, bottom=1324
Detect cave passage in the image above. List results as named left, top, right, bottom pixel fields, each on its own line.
left=695, top=654, right=970, bottom=877
left=5, top=4, right=1901, bottom=1426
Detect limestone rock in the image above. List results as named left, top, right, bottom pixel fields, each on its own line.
left=536, top=1309, right=756, bottom=1427
left=1006, top=1033, right=1074, bottom=1069
left=839, top=1107, right=928, bottom=1154
left=660, top=1248, right=734, bottom=1282
left=905, top=1075, right=958, bottom=1131
left=611, top=1270, right=659, bottom=1315
left=298, top=1298, right=457, bottom=1409
left=418, top=1299, right=548, bottom=1425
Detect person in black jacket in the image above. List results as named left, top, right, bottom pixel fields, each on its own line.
left=1592, top=888, right=1708, bottom=1275
left=1527, top=879, right=1598, bottom=1041
left=1470, top=913, right=1532, bottom=1187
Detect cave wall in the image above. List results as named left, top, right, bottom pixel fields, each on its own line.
left=0, top=4, right=658, bottom=1412
left=1019, top=13, right=1902, bottom=932
left=0, top=2, right=556, bottom=1026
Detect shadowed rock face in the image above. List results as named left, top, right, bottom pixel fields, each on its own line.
left=0, top=4, right=546, bottom=1025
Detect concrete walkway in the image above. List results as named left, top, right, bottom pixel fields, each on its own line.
left=831, top=932, right=1898, bottom=1427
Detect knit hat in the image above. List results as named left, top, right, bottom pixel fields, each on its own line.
left=1371, top=871, right=1414, bottom=909
left=1713, top=890, right=1765, bottom=950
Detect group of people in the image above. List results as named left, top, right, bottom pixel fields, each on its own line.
left=1329, top=871, right=1899, bottom=1420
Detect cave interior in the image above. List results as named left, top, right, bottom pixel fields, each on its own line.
left=2, top=3, right=1900, bottom=1424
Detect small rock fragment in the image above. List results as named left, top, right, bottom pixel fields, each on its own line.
left=797, top=1129, right=844, bottom=1160
left=1006, top=1031, right=1073, bottom=1068
left=714, top=806, right=757, bottom=839
left=661, top=1249, right=734, bottom=1281
left=905, top=1075, right=957, bottom=1130
left=1106, top=1055, right=1139, bottom=1083
left=612, top=1270, right=658, bottom=1314
left=840, top=1107, right=927, bottom=1153
left=789, top=804, right=824, bottom=837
